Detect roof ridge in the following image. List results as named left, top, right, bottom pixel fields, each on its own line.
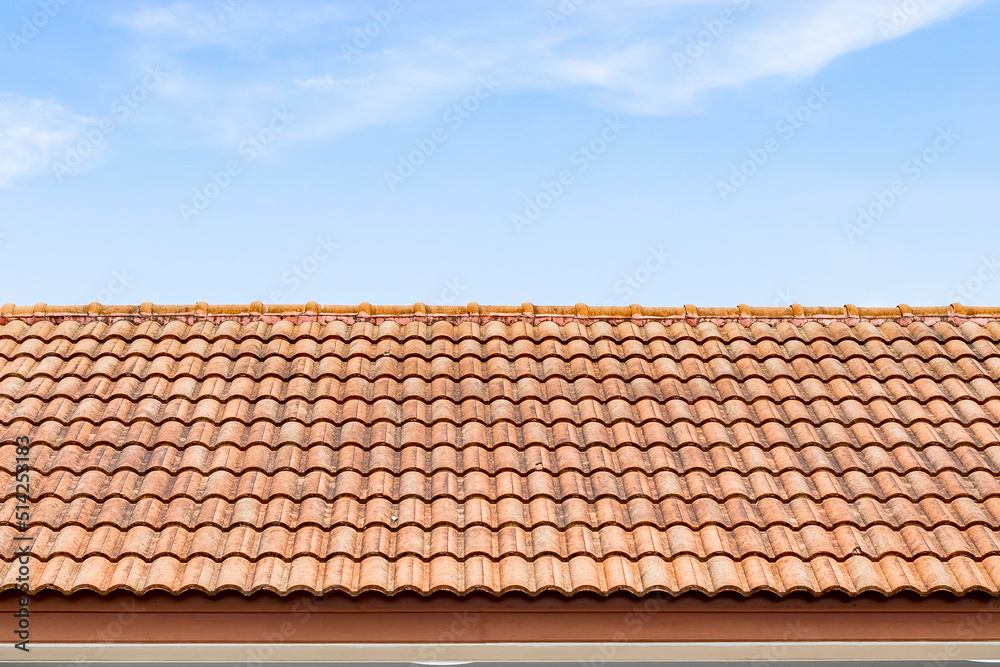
left=1, top=301, right=998, bottom=323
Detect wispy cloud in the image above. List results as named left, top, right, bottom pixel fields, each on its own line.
left=104, top=0, right=984, bottom=144
left=657, top=0, right=983, bottom=99
left=0, top=94, right=96, bottom=188
left=109, top=1, right=346, bottom=48
left=294, top=74, right=375, bottom=90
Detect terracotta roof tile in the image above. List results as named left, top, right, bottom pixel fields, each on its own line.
left=3, top=303, right=1000, bottom=596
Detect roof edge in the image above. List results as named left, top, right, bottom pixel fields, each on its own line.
left=2, top=302, right=998, bottom=325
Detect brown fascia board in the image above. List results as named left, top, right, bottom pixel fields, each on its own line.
left=3, top=590, right=1000, bottom=644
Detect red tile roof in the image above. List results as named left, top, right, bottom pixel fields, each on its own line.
left=3, top=302, right=1000, bottom=597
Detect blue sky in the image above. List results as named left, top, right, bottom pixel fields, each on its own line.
left=1, top=0, right=997, bottom=308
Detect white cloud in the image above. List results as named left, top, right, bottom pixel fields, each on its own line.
left=516, top=0, right=986, bottom=113
left=294, top=74, right=374, bottom=90
left=652, top=0, right=984, bottom=104
left=104, top=0, right=986, bottom=144
left=0, top=94, right=96, bottom=188
left=109, top=1, right=345, bottom=48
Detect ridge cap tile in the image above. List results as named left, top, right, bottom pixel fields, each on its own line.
left=4, top=302, right=1000, bottom=325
